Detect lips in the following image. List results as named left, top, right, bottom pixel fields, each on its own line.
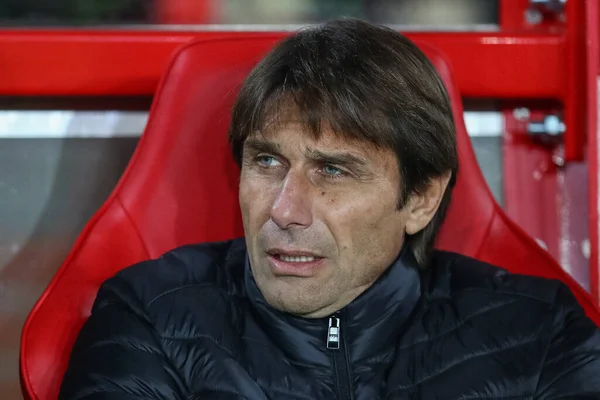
left=266, top=248, right=326, bottom=277
left=267, top=248, right=323, bottom=258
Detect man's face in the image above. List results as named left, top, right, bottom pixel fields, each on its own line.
left=239, top=120, right=413, bottom=318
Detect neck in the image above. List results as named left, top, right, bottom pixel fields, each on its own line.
left=245, top=246, right=423, bottom=365
left=294, top=282, right=373, bottom=319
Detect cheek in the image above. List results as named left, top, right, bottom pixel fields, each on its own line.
left=239, top=172, right=271, bottom=228
left=322, top=187, right=406, bottom=258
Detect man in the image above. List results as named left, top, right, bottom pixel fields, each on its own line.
left=59, top=19, right=600, bottom=399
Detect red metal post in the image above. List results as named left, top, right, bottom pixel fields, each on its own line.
left=586, top=0, right=600, bottom=304
left=500, top=1, right=562, bottom=263
left=500, top=0, right=599, bottom=300
left=562, top=0, right=599, bottom=300
left=564, top=0, right=597, bottom=162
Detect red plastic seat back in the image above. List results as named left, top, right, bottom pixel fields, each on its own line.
left=20, top=34, right=600, bottom=400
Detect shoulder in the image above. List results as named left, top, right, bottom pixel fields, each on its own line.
left=423, top=250, right=591, bottom=331
left=417, top=251, right=598, bottom=349
left=427, top=250, right=564, bottom=305
left=95, top=238, right=248, bottom=311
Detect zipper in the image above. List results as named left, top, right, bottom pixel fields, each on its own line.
left=327, top=312, right=354, bottom=400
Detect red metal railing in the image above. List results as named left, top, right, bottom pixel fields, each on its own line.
left=0, top=30, right=564, bottom=98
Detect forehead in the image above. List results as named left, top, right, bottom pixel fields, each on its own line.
left=248, top=119, right=386, bottom=158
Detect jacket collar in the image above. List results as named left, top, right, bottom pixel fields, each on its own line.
left=244, top=245, right=422, bottom=367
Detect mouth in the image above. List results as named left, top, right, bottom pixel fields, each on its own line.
left=266, top=249, right=326, bottom=276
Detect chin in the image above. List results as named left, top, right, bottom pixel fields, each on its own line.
left=262, top=281, right=328, bottom=316
left=273, top=299, right=320, bottom=316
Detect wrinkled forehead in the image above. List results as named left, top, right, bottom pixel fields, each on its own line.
left=247, top=102, right=386, bottom=155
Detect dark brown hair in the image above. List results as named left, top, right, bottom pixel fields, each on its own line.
left=229, top=18, right=458, bottom=267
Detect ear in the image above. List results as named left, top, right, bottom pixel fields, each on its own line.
left=404, top=172, right=452, bottom=235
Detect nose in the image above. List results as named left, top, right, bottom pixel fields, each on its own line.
left=270, top=171, right=313, bottom=230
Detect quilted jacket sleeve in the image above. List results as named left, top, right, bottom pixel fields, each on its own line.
left=58, top=273, right=187, bottom=400
left=535, top=284, right=600, bottom=399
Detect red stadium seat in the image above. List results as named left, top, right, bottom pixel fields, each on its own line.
left=20, top=34, right=600, bottom=400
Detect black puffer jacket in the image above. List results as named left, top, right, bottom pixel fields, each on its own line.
left=60, top=238, right=600, bottom=399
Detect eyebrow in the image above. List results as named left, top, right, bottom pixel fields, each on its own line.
left=243, top=139, right=282, bottom=156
